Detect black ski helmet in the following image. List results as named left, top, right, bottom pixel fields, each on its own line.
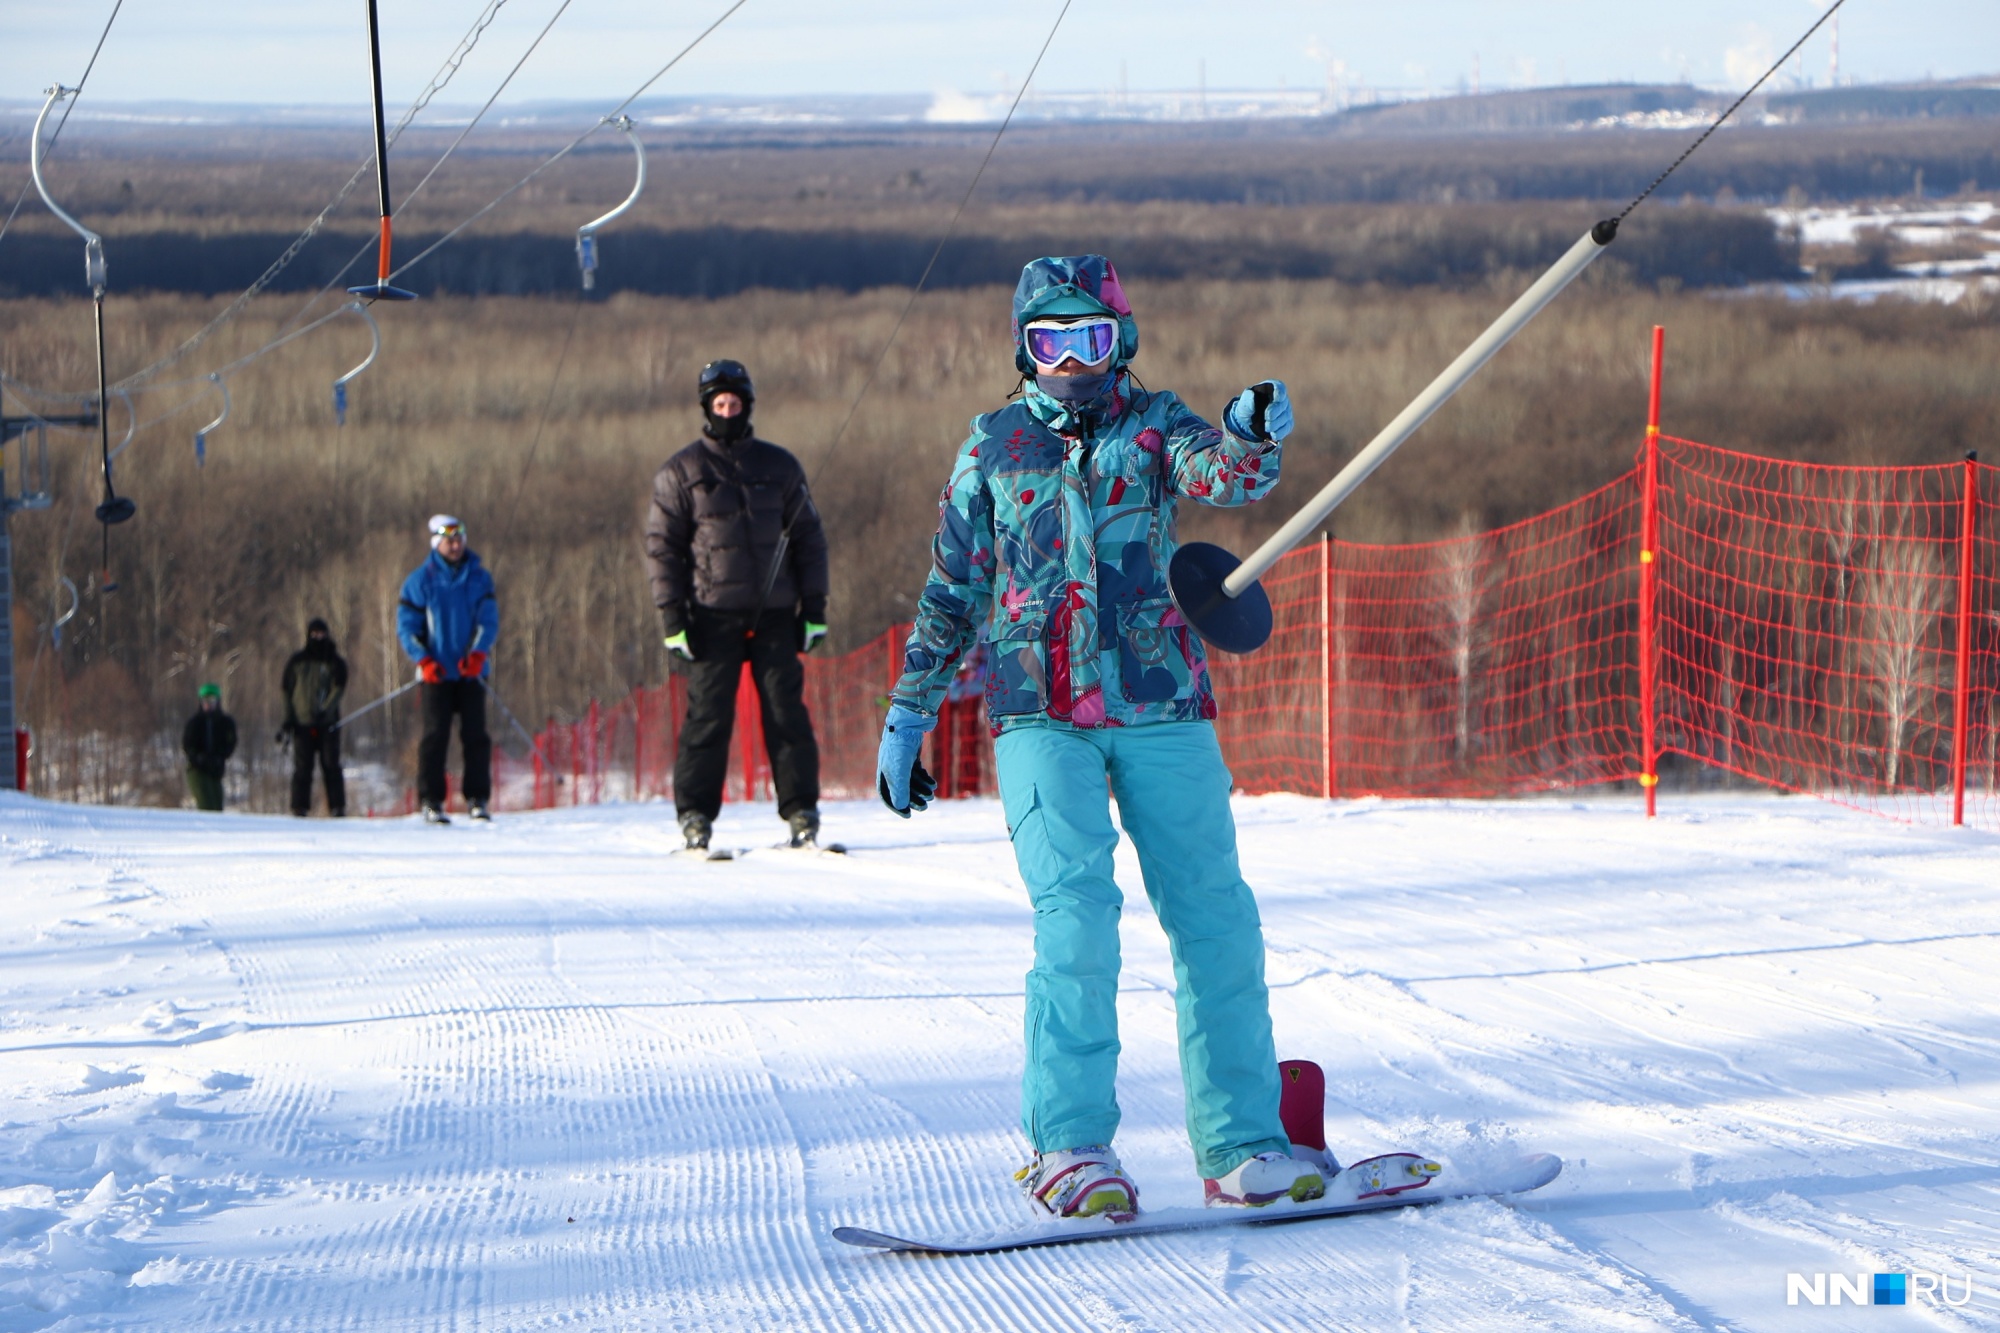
left=698, top=359, right=754, bottom=409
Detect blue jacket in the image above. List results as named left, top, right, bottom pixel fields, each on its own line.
left=398, top=550, right=498, bottom=679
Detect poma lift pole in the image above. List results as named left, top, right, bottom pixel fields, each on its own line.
left=348, top=0, right=418, bottom=302
left=1169, top=219, right=1621, bottom=653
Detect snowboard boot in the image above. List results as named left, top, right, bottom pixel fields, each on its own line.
left=679, top=811, right=712, bottom=852
left=1204, top=1152, right=1327, bottom=1208
left=422, top=804, right=451, bottom=826
left=1015, top=1145, right=1138, bottom=1221
left=468, top=801, right=490, bottom=822
left=786, top=808, right=821, bottom=849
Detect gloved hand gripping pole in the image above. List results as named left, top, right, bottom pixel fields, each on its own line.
left=1168, top=219, right=1619, bottom=654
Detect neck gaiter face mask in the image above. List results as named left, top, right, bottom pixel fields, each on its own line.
left=1034, top=371, right=1114, bottom=405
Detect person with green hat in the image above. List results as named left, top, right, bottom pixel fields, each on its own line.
left=182, top=682, right=238, bottom=812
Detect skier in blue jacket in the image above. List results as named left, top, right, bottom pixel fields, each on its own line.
left=398, top=514, right=499, bottom=823
left=877, top=256, right=1320, bottom=1220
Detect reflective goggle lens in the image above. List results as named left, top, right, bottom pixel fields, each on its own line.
left=433, top=523, right=465, bottom=539
left=1025, top=319, right=1118, bottom=369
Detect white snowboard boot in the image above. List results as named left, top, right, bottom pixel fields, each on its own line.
left=1204, top=1151, right=1327, bottom=1207
left=1015, top=1145, right=1138, bottom=1220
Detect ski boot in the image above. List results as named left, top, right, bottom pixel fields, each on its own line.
left=422, top=804, right=451, bottom=826
left=679, top=811, right=712, bottom=853
left=1015, top=1145, right=1137, bottom=1221
left=468, top=801, right=490, bottom=822
left=786, top=808, right=820, bottom=849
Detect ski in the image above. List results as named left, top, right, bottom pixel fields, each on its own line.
left=772, top=840, right=848, bottom=855
left=832, top=1152, right=1561, bottom=1255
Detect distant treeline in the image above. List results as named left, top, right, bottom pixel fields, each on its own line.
left=1067, top=125, right=2000, bottom=208
left=0, top=208, right=1794, bottom=300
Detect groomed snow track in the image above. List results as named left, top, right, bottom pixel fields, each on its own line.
left=2, top=792, right=1997, bottom=1330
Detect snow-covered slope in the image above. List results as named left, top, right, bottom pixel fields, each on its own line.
left=2, top=791, right=1995, bottom=1330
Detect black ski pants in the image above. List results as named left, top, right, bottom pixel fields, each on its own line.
left=418, top=679, right=492, bottom=808
left=290, top=726, right=347, bottom=816
left=674, top=607, right=820, bottom=822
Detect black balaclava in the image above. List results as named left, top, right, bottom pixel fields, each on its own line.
left=699, top=360, right=756, bottom=444
left=304, top=617, right=337, bottom=659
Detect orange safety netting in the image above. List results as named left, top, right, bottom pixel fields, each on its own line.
left=493, top=438, right=1999, bottom=832
left=1654, top=439, right=1997, bottom=826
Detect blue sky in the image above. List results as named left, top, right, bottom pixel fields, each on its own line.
left=4, top=0, right=1993, bottom=109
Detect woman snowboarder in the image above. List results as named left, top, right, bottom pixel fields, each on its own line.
left=876, top=255, right=1316, bottom=1219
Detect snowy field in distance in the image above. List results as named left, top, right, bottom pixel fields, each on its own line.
left=2, top=789, right=1997, bottom=1331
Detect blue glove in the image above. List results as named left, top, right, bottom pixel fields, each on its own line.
left=1224, top=380, right=1293, bottom=444
left=877, top=703, right=939, bottom=817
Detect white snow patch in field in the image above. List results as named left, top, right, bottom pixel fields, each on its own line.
left=2, top=789, right=1998, bottom=1329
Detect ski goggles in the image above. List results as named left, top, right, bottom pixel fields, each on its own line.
left=429, top=518, right=467, bottom=544
left=1023, top=317, right=1119, bottom=371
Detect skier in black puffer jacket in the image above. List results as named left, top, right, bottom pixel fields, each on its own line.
left=643, top=359, right=830, bottom=851
left=280, top=617, right=348, bottom=817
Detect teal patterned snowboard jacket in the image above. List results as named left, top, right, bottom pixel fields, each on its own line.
left=891, top=256, right=1285, bottom=733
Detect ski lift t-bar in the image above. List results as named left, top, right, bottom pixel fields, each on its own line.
left=349, top=0, right=417, bottom=301
left=1168, top=219, right=1619, bottom=653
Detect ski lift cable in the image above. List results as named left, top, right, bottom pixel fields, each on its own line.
left=386, top=0, right=751, bottom=285
left=1169, top=0, right=1858, bottom=656
left=502, top=287, right=587, bottom=533
left=0, top=0, right=124, bottom=252
left=806, top=0, right=1073, bottom=491
left=281, top=0, right=586, bottom=322
left=1615, top=0, right=1847, bottom=224
left=97, top=0, right=587, bottom=421
left=394, top=0, right=579, bottom=237
left=727, top=0, right=1073, bottom=621
left=108, top=0, right=517, bottom=391
left=12, top=0, right=728, bottom=421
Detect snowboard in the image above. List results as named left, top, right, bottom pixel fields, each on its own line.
left=832, top=1151, right=1561, bottom=1255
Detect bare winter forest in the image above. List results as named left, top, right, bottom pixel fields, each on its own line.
left=3, top=111, right=1997, bottom=809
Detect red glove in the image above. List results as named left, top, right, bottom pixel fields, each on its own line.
left=419, top=657, right=445, bottom=684
left=458, top=650, right=488, bottom=678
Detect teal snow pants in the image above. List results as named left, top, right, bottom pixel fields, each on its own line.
left=994, top=720, right=1289, bottom=1180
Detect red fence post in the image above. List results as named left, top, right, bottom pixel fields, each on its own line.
left=1640, top=325, right=1664, bottom=818
left=1952, top=449, right=1980, bottom=827
left=737, top=661, right=755, bottom=803
left=1319, top=531, right=1334, bottom=801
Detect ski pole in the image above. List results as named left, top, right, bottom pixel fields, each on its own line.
left=473, top=678, right=543, bottom=756
left=330, top=676, right=420, bottom=732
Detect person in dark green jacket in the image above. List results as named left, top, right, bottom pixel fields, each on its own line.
left=182, top=683, right=237, bottom=811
